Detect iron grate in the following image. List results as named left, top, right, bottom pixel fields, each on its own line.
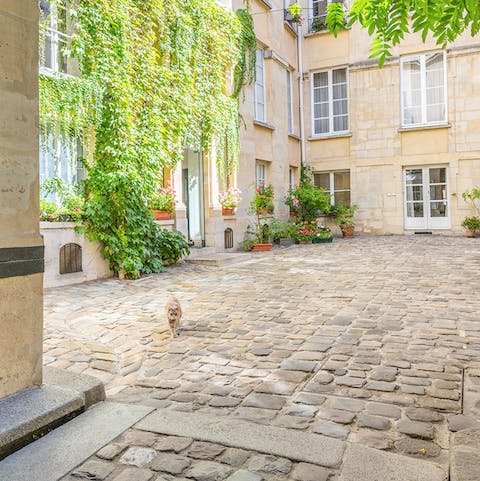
left=59, top=243, right=83, bottom=274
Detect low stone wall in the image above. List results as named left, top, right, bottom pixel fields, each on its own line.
left=41, top=222, right=112, bottom=288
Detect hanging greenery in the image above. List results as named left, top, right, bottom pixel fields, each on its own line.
left=36, top=0, right=256, bottom=278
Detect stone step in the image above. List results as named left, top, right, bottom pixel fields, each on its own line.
left=136, top=409, right=447, bottom=481
left=185, top=247, right=217, bottom=259
left=0, top=368, right=105, bottom=460
left=450, top=427, right=480, bottom=481
left=185, top=252, right=252, bottom=267
left=0, top=402, right=153, bottom=481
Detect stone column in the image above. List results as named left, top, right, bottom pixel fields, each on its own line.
left=0, top=1, right=43, bottom=398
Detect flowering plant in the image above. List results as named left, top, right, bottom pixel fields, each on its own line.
left=219, top=187, right=242, bottom=209
left=314, top=226, right=332, bottom=239
left=151, top=184, right=177, bottom=213
left=294, top=221, right=317, bottom=241
left=252, top=182, right=274, bottom=214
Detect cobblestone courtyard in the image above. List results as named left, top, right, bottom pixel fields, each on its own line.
left=44, top=236, right=480, bottom=480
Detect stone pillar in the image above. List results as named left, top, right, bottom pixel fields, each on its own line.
left=0, top=2, right=43, bottom=398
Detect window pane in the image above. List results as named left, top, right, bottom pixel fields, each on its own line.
left=333, top=115, right=348, bottom=131
left=313, top=72, right=328, bottom=88
left=334, top=171, right=350, bottom=190
left=406, top=185, right=423, bottom=202
left=430, top=185, right=446, bottom=201
left=430, top=201, right=447, bottom=217
left=403, top=106, right=422, bottom=125
left=314, top=103, right=329, bottom=119
left=405, top=169, right=423, bottom=185
left=314, top=118, right=329, bottom=134
left=334, top=191, right=350, bottom=206
left=314, top=173, right=330, bottom=190
left=332, top=68, right=347, bottom=84
left=314, top=87, right=328, bottom=103
left=333, top=84, right=347, bottom=100
left=333, top=99, right=347, bottom=115
left=429, top=168, right=446, bottom=184
left=407, top=202, right=424, bottom=217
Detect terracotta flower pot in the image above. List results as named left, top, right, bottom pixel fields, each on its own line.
left=466, top=229, right=476, bottom=238
left=252, top=243, right=273, bottom=252
left=256, top=208, right=269, bottom=215
left=341, top=224, right=355, bottom=238
left=222, top=207, right=235, bottom=216
left=153, top=210, right=172, bottom=221
left=289, top=211, right=297, bottom=218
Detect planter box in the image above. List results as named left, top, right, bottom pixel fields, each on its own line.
left=278, top=238, right=295, bottom=247
left=153, top=210, right=172, bottom=221
left=252, top=243, right=273, bottom=252
left=222, top=207, right=235, bottom=216
left=313, top=236, right=333, bottom=244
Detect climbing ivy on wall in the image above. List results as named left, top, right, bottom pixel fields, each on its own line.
left=39, top=0, right=255, bottom=278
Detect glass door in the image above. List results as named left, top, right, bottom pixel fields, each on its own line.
left=404, top=166, right=449, bottom=230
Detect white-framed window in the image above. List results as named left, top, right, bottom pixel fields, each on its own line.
left=254, top=48, right=266, bottom=122
left=312, top=68, right=349, bottom=136
left=255, top=161, right=267, bottom=188
left=313, top=170, right=350, bottom=206
left=401, top=51, right=447, bottom=127
left=289, top=166, right=297, bottom=189
left=40, top=0, right=71, bottom=75
left=40, top=125, right=84, bottom=201
left=310, top=0, right=346, bottom=32
left=287, top=70, right=294, bottom=134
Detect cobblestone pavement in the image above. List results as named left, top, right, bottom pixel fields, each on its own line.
left=44, top=236, right=480, bottom=479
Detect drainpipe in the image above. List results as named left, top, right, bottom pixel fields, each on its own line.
left=297, top=21, right=307, bottom=168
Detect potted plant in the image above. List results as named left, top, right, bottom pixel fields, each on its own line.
left=219, top=187, right=242, bottom=215
left=286, top=3, right=304, bottom=24
left=245, top=192, right=274, bottom=251
left=461, top=216, right=480, bottom=237
left=312, top=226, right=333, bottom=243
left=331, top=204, right=357, bottom=238
left=40, top=199, right=59, bottom=222
left=253, top=182, right=275, bottom=215
left=294, top=221, right=317, bottom=244
left=461, top=188, right=480, bottom=237
left=40, top=177, right=84, bottom=222
left=151, top=184, right=176, bottom=220
left=271, top=218, right=296, bottom=247
left=286, top=176, right=331, bottom=222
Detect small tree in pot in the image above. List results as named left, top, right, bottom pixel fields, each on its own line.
left=330, top=204, right=357, bottom=238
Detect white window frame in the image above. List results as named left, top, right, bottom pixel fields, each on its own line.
left=289, top=167, right=296, bottom=189
left=287, top=69, right=294, bottom=134
left=309, top=0, right=346, bottom=31
left=40, top=0, right=71, bottom=75
left=254, top=48, right=267, bottom=122
left=314, top=170, right=350, bottom=206
left=311, top=67, right=349, bottom=137
left=400, top=51, right=448, bottom=128
left=255, top=161, right=267, bottom=188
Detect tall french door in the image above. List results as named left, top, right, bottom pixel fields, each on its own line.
left=403, top=166, right=450, bottom=230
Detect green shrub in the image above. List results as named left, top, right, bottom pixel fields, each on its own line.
left=461, top=216, right=480, bottom=232
left=144, top=226, right=190, bottom=271
left=286, top=178, right=331, bottom=222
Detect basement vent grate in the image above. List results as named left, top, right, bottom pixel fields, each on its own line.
left=224, top=228, right=234, bottom=249
left=59, top=243, right=83, bottom=274
left=414, top=231, right=432, bottom=235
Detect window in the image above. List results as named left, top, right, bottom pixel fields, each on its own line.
left=256, top=161, right=267, bottom=187
left=314, top=170, right=350, bottom=206
left=287, top=70, right=294, bottom=134
left=254, top=49, right=266, bottom=122
left=40, top=0, right=71, bottom=74
left=289, top=167, right=297, bottom=189
left=401, top=52, right=447, bottom=127
left=312, top=68, right=349, bottom=136
left=40, top=125, right=84, bottom=201
left=310, top=0, right=346, bottom=32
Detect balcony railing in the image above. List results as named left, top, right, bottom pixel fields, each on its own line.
left=308, top=0, right=347, bottom=33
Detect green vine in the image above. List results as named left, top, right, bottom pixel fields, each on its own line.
left=46, top=0, right=255, bottom=278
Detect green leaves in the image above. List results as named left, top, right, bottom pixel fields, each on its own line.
left=331, top=0, right=480, bottom=66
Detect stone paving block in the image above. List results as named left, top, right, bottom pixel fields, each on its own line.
left=254, top=381, right=296, bottom=395
left=405, top=408, right=443, bottom=423
left=331, top=397, right=365, bottom=413
left=312, top=421, right=350, bottom=440
left=340, top=443, right=447, bottom=481
left=335, top=377, right=366, bottom=388
left=111, top=468, right=154, bottom=481
left=366, top=381, right=397, bottom=392
left=366, top=402, right=401, bottom=419
left=291, top=462, right=330, bottom=481
left=369, top=367, right=398, bottom=382
left=218, top=448, right=250, bottom=467
left=357, top=414, right=391, bottom=431
left=394, top=438, right=441, bottom=458
left=397, top=420, right=434, bottom=440
left=317, top=408, right=355, bottom=425
left=71, top=460, right=114, bottom=480
left=243, top=394, right=286, bottom=410
left=150, top=453, right=191, bottom=474
left=96, top=443, right=125, bottom=460
left=450, top=428, right=480, bottom=481
left=119, top=447, right=157, bottom=467
left=281, top=360, right=317, bottom=372
left=248, top=455, right=292, bottom=474
left=154, top=436, right=193, bottom=453
left=187, top=442, right=225, bottom=460
left=227, top=469, right=262, bottom=481
left=293, top=393, right=326, bottom=406
left=186, top=461, right=232, bottom=481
